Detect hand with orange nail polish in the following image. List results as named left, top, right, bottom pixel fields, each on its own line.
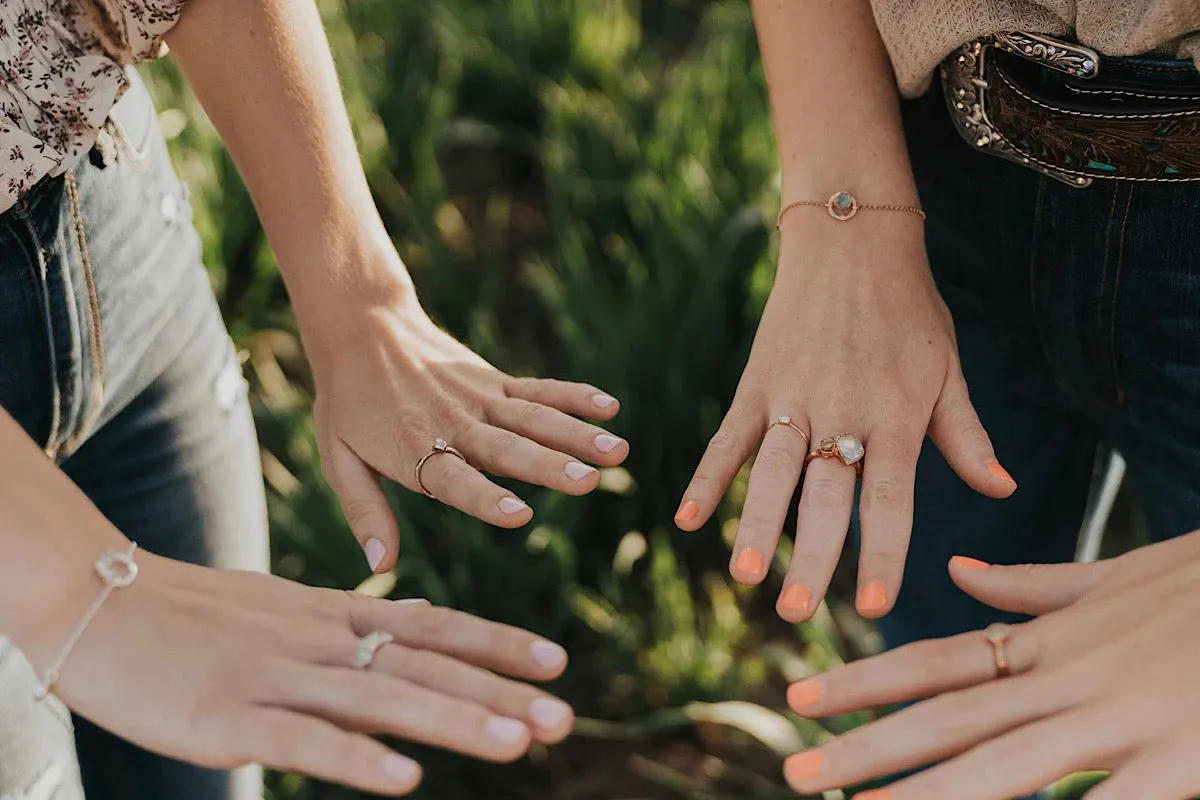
left=778, top=531, right=1200, bottom=799
left=673, top=189, right=1015, bottom=623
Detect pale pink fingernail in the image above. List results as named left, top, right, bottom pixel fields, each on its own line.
left=498, top=496, right=529, bottom=514
left=564, top=462, right=597, bottom=481
left=381, top=753, right=419, bottom=782
left=486, top=716, right=528, bottom=744
left=364, top=538, right=386, bottom=571
left=530, top=639, right=567, bottom=668
left=394, top=598, right=430, bottom=605
left=530, top=697, right=571, bottom=729
left=591, top=393, right=616, bottom=408
left=594, top=434, right=624, bottom=453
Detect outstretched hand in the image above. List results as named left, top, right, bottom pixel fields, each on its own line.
left=781, top=530, right=1200, bottom=800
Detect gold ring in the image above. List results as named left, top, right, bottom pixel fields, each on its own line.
left=415, top=438, right=467, bottom=497
left=767, top=415, right=809, bottom=448
left=983, top=623, right=1011, bottom=678
left=804, top=433, right=865, bottom=476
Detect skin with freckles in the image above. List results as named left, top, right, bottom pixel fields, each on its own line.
left=781, top=529, right=1200, bottom=800
left=674, top=0, right=1015, bottom=623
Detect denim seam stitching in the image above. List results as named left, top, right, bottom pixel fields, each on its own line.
left=2, top=215, right=64, bottom=456
left=1093, top=186, right=1121, bottom=406
left=1109, top=188, right=1133, bottom=404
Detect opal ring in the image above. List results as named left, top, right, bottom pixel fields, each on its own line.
left=767, top=415, right=809, bottom=448
left=353, top=631, right=395, bottom=670
left=983, top=623, right=1012, bottom=679
left=415, top=438, right=468, bottom=497
left=805, top=434, right=865, bottom=476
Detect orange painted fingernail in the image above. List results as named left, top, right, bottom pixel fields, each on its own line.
left=734, top=547, right=764, bottom=577
left=856, top=790, right=894, bottom=800
left=951, top=555, right=990, bottom=571
left=779, top=584, right=811, bottom=614
left=987, top=460, right=1017, bottom=487
left=858, top=582, right=888, bottom=613
left=783, top=751, right=824, bottom=784
left=787, top=680, right=821, bottom=712
left=675, top=500, right=697, bottom=523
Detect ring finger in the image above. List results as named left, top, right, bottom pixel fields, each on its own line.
left=730, top=415, right=810, bottom=586
left=782, top=428, right=860, bottom=621
left=413, top=444, right=535, bottom=528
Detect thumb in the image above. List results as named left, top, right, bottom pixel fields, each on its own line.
left=928, top=364, right=1016, bottom=500
left=325, top=438, right=401, bottom=574
left=947, top=556, right=1115, bottom=616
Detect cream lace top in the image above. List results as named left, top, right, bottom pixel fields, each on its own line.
left=0, top=0, right=184, bottom=213
left=871, top=0, right=1200, bottom=96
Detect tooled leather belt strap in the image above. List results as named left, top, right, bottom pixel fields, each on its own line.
left=941, top=32, right=1200, bottom=187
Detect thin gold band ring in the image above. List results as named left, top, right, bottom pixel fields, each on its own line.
left=415, top=438, right=467, bottom=497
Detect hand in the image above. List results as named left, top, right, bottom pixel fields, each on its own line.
left=781, top=531, right=1200, bottom=800
left=299, top=252, right=628, bottom=573
left=674, top=216, right=1015, bottom=619
left=48, top=550, right=575, bottom=797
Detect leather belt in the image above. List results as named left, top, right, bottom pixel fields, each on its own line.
left=940, top=32, right=1200, bottom=187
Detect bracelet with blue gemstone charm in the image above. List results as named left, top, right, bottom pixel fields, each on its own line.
left=776, top=190, right=926, bottom=226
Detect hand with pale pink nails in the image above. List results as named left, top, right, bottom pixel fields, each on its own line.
left=674, top=215, right=1016, bottom=622
left=300, top=269, right=628, bottom=574
left=780, top=530, right=1200, bottom=800
left=30, top=549, right=576, bottom=798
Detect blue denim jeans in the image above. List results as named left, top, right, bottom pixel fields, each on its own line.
left=880, top=59, right=1200, bottom=661
left=0, top=71, right=268, bottom=800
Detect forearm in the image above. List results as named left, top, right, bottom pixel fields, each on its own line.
left=165, top=0, right=411, bottom=338
left=752, top=0, right=916, bottom=209
left=0, top=409, right=128, bottom=666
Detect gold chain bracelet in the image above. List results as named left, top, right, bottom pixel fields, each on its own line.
left=777, top=191, right=926, bottom=226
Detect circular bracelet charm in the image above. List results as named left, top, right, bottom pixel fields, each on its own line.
left=826, top=191, right=859, bottom=221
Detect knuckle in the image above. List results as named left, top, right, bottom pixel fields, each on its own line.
left=341, top=496, right=384, bottom=531
left=484, top=428, right=523, bottom=464
left=865, top=548, right=906, bottom=574
left=755, top=443, right=800, bottom=474
left=802, top=473, right=848, bottom=508
left=512, top=399, right=548, bottom=429
left=859, top=477, right=910, bottom=515
left=707, top=426, right=744, bottom=455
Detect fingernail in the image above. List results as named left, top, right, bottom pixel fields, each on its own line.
left=394, top=598, right=431, bottom=605
left=674, top=500, right=698, bottom=524
left=530, top=697, right=571, bottom=729
left=564, top=462, right=597, bottom=481
left=734, top=548, right=764, bottom=577
left=530, top=639, right=567, bottom=669
left=381, top=753, right=419, bottom=782
left=779, top=585, right=811, bottom=615
left=987, top=460, right=1017, bottom=487
left=591, top=393, right=616, bottom=409
left=498, top=496, right=529, bottom=514
left=786, top=680, right=821, bottom=712
left=783, top=751, right=824, bottom=784
left=858, top=582, right=888, bottom=613
left=855, top=791, right=894, bottom=800
left=594, top=434, right=624, bottom=453
left=486, top=716, right=528, bottom=744
left=364, top=538, right=386, bottom=572
left=951, top=555, right=990, bottom=571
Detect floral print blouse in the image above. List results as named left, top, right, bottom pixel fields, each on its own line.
left=0, top=0, right=185, bottom=214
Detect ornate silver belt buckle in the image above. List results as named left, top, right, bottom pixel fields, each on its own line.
left=941, top=33, right=1095, bottom=188
left=993, top=31, right=1100, bottom=79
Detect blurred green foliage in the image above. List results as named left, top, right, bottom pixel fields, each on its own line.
left=139, top=2, right=1112, bottom=799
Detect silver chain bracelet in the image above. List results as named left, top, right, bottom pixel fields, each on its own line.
left=34, top=542, right=140, bottom=700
